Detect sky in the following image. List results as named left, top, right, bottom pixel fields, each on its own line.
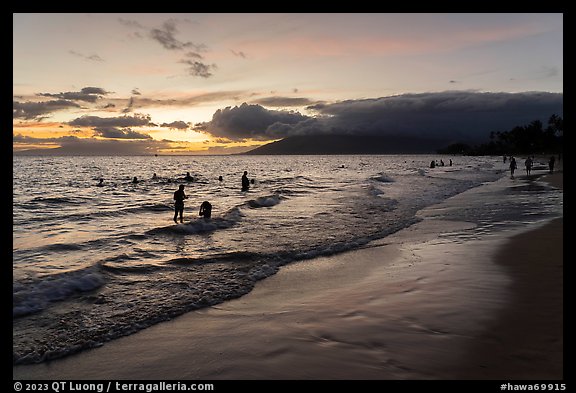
left=13, top=13, right=563, bottom=155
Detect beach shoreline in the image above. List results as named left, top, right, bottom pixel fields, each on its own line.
left=13, top=171, right=564, bottom=380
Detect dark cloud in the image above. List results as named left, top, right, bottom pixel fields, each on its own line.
left=251, top=96, right=316, bottom=107
left=13, top=99, right=81, bottom=120
left=81, top=87, right=109, bottom=95
left=198, top=91, right=563, bottom=143
left=160, top=121, right=189, bottom=130
left=194, top=103, right=309, bottom=141
left=38, top=87, right=110, bottom=103
left=149, top=19, right=206, bottom=52
left=92, top=127, right=152, bottom=139
left=307, top=91, right=563, bottom=142
left=69, top=50, right=104, bottom=62
left=69, top=114, right=153, bottom=128
left=179, top=59, right=217, bottom=78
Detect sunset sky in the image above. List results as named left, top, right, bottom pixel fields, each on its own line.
left=13, top=13, right=563, bottom=155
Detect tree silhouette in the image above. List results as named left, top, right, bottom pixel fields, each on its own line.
left=437, top=114, right=562, bottom=155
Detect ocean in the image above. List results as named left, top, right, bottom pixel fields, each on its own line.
left=12, top=154, right=563, bottom=365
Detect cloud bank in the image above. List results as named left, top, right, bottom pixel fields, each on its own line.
left=197, top=91, right=563, bottom=143
left=38, top=87, right=111, bottom=103
left=194, top=103, right=310, bottom=141
left=68, top=114, right=154, bottom=128
left=14, top=135, right=168, bottom=155
left=13, top=100, right=81, bottom=120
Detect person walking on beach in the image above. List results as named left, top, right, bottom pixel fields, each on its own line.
left=173, top=184, right=188, bottom=223
left=199, top=201, right=212, bottom=219
left=241, top=171, right=250, bottom=191
left=509, top=157, right=517, bottom=178
left=524, top=156, right=533, bottom=176
left=549, top=156, right=556, bottom=173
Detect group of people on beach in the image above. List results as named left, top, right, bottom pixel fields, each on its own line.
left=506, top=154, right=559, bottom=178
left=173, top=184, right=214, bottom=224
left=173, top=170, right=252, bottom=224
left=96, top=170, right=254, bottom=224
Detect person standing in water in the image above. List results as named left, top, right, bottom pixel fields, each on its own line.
left=173, top=184, right=188, bottom=223
left=509, top=157, right=517, bottom=178
left=549, top=155, right=556, bottom=173
left=241, top=171, right=250, bottom=191
left=524, top=156, right=533, bottom=176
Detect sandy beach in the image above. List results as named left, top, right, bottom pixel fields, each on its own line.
left=13, top=171, right=563, bottom=381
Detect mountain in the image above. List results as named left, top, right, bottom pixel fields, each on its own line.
left=243, top=134, right=450, bottom=155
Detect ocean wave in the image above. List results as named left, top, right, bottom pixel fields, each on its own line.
left=30, top=196, right=90, bottom=205
left=371, top=173, right=395, bottom=183
left=101, top=263, right=164, bottom=274
left=13, top=266, right=106, bottom=318
left=247, top=194, right=282, bottom=208
left=166, top=251, right=263, bottom=266
left=42, top=243, right=84, bottom=252
left=147, top=206, right=244, bottom=235
left=258, top=175, right=314, bottom=185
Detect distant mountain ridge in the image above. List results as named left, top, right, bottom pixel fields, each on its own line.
left=244, top=134, right=450, bottom=155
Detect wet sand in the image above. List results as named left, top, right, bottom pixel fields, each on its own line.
left=13, top=173, right=563, bottom=380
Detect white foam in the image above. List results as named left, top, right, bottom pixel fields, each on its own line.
left=13, top=267, right=105, bottom=317
left=248, top=194, right=282, bottom=208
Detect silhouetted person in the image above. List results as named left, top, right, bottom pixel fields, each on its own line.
left=199, top=201, right=212, bottom=219
left=173, top=184, right=188, bottom=223
left=524, top=157, right=533, bottom=176
left=509, top=157, right=517, bottom=178
left=97, top=178, right=104, bottom=187
left=218, top=176, right=223, bottom=182
left=430, top=160, right=436, bottom=168
left=132, top=176, right=139, bottom=184
left=449, top=159, right=453, bottom=166
left=440, top=159, right=445, bottom=166
left=549, top=156, right=556, bottom=173
left=503, top=155, right=507, bottom=163
left=241, top=171, right=250, bottom=191
left=152, top=173, right=157, bottom=179
left=185, top=172, right=194, bottom=181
